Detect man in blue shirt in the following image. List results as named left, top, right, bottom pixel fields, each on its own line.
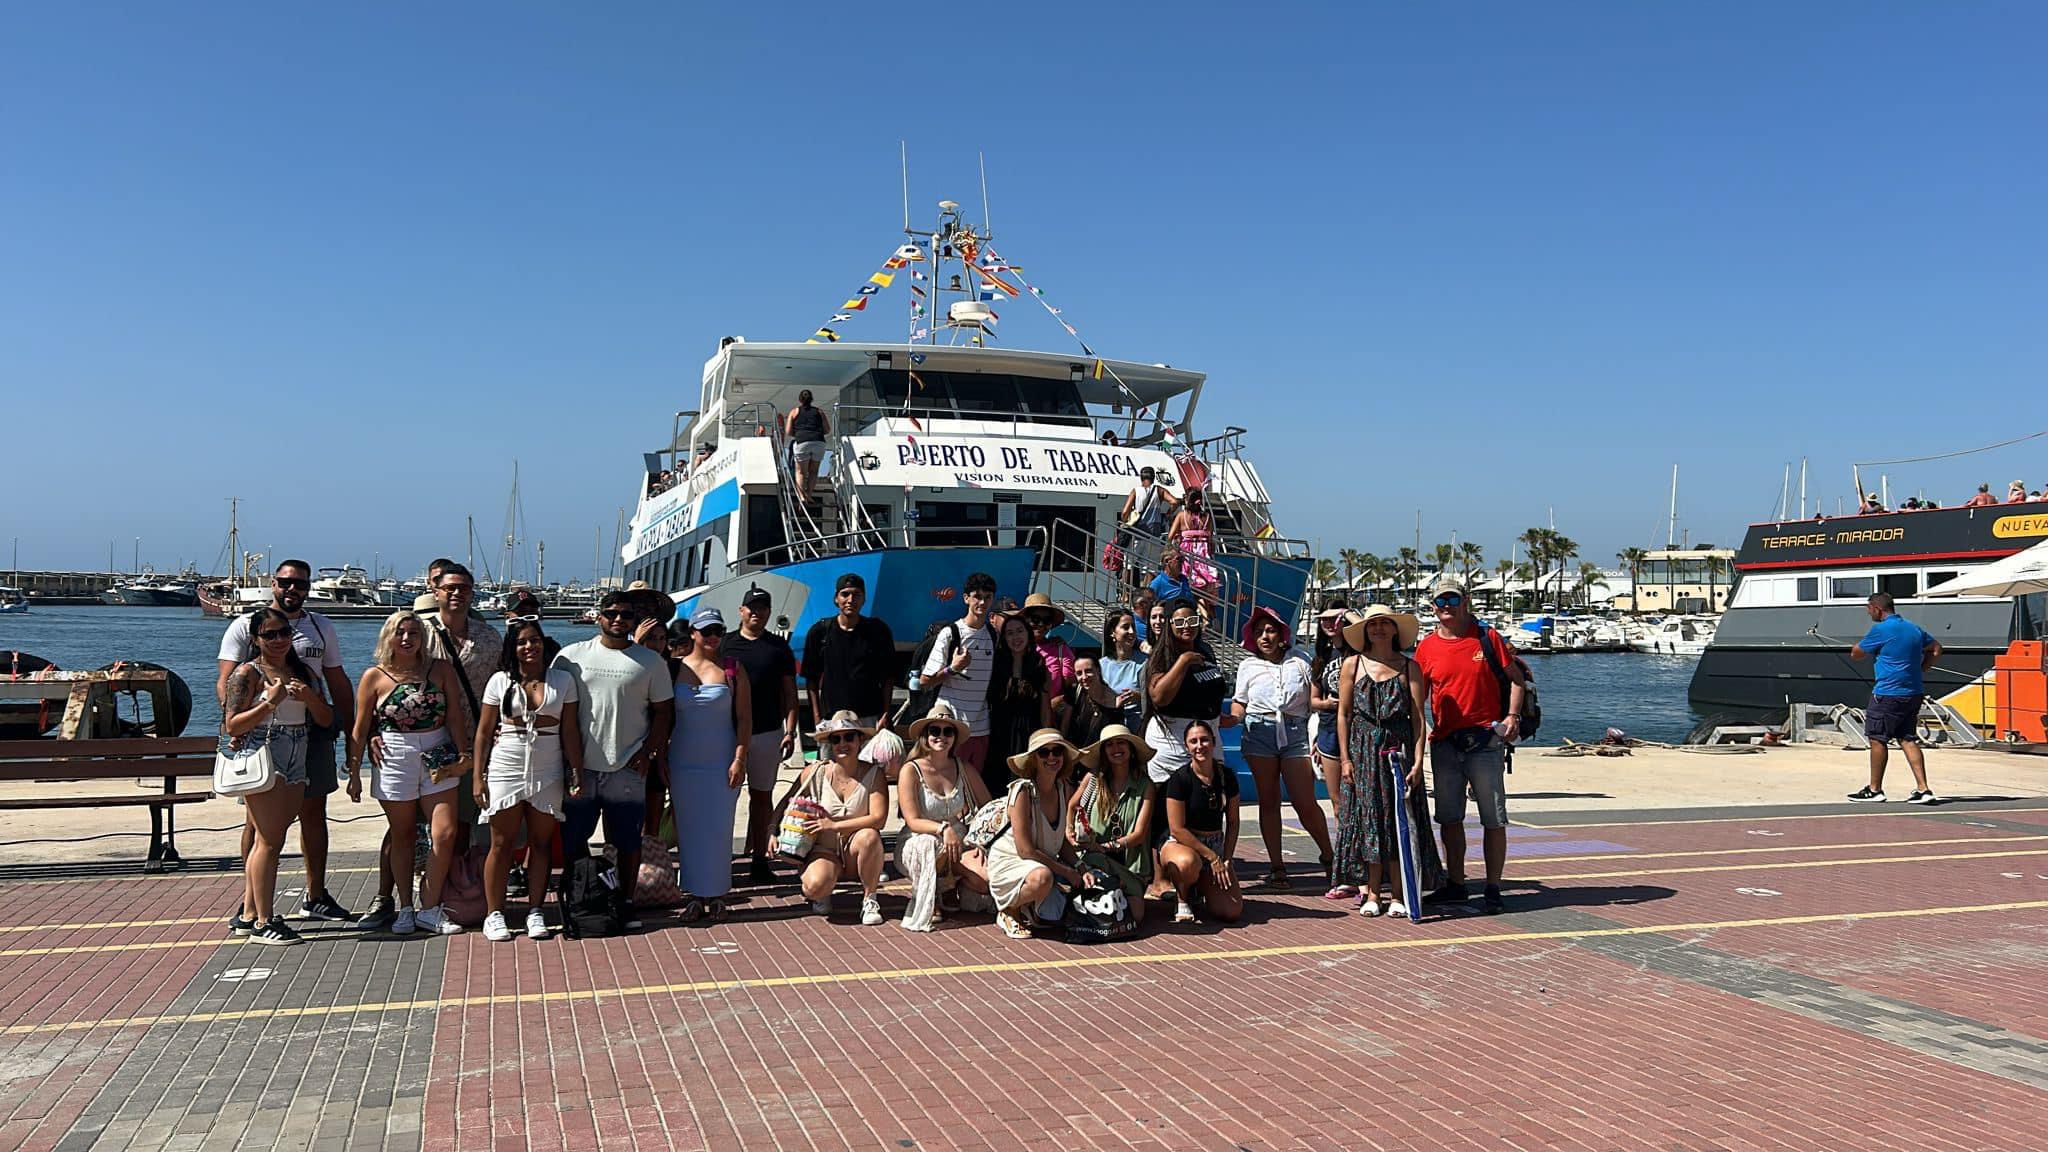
left=1848, top=593, right=1941, bottom=804
left=1148, top=548, right=1197, bottom=605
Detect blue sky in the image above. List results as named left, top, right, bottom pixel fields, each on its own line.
left=5, top=4, right=2044, bottom=580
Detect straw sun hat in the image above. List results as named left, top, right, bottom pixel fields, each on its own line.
left=905, top=701, right=966, bottom=744
left=1020, top=593, right=1067, bottom=628
left=810, top=710, right=876, bottom=741
left=1007, top=728, right=1083, bottom=774
left=1342, top=604, right=1420, bottom=651
left=1081, top=724, right=1154, bottom=772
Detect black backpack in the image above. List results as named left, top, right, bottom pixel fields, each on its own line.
left=1475, top=624, right=1542, bottom=740
left=556, top=855, right=625, bottom=939
left=895, top=621, right=963, bottom=731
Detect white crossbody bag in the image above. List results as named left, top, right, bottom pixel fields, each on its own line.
left=214, top=668, right=280, bottom=797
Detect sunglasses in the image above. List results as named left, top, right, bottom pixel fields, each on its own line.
left=1433, top=594, right=1464, bottom=608
left=924, top=726, right=958, bottom=741
left=1035, top=746, right=1067, bottom=759
left=1170, top=617, right=1202, bottom=631
left=440, top=584, right=475, bottom=595
left=825, top=731, right=862, bottom=745
left=273, top=577, right=309, bottom=589
left=697, top=626, right=726, bottom=639
left=257, top=629, right=293, bottom=641
left=597, top=609, right=639, bottom=622
left=506, top=614, right=541, bottom=625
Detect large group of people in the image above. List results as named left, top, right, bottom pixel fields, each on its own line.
left=215, top=555, right=1530, bottom=946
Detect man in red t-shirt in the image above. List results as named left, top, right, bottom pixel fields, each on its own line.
left=1413, top=578, right=1525, bottom=914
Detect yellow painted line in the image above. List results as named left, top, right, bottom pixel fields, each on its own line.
left=1509, top=834, right=2048, bottom=865
left=0, top=938, right=224, bottom=959
left=0, top=916, right=223, bottom=936
left=6, top=898, right=2047, bottom=1037
left=1520, top=847, right=2048, bottom=882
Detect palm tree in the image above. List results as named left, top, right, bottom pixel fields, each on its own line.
left=1336, top=548, right=1363, bottom=594
left=1493, top=558, right=1515, bottom=610
left=1705, top=553, right=1729, bottom=611
left=1396, top=546, right=1420, bottom=597
left=1309, top=557, right=1337, bottom=592
left=1574, top=561, right=1607, bottom=607
left=1616, top=547, right=1648, bottom=613
left=1430, top=542, right=1454, bottom=585
left=1549, top=533, right=1579, bottom=611
left=1360, top=553, right=1388, bottom=600
left=1517, top=528, right=1550, bottom=606
left=1457, top=541, right=1485, bottom=586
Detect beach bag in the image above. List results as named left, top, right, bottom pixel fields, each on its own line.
left=1476, top=625, right=1542, bottom=739
left=432, top=844, right=488, bottom=928
left=963, top=783, right=1021, bottom=853
left=556, top=855, right=625, bottom=938
left=605, top=843, right=682, bottom=907
left=1071, top=772, right=1107, bottom=844
left=776, top=795, right=828, bottom=861
left=1063, top=872, right=1137, bottom=944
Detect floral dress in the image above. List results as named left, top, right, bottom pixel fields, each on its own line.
left=1333, top=656, right=1445, bottom=892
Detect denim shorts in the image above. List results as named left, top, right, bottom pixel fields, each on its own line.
left=562, top=767, right=647, bottom=857
left=1241, top=714, right=1310, bottom=760
left=1314, top=718, right=1340, bottom=759
left=229, top=724, right=310, bottom=788
left=1431, top=732, right=1509, bottom=829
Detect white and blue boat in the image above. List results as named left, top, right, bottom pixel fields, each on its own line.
left=620, top=200, right=1311, bottom=676
left=0, top=586, right=26, bottom=615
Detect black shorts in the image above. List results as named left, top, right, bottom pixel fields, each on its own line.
left=1865, top=694, right=1923, bottom=743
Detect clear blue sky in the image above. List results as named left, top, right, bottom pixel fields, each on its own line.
left=6, top=4, right=2044, bottom=580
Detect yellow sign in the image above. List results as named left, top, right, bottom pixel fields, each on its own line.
left=1992, top=515, right=2048, bottom=539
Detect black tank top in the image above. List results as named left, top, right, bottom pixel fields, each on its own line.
left=791, top=405, right=826, bottom=443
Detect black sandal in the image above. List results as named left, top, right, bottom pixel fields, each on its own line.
left=705, top=898, right=727, bottom=922
left=678, top=897, right=705, bottom=924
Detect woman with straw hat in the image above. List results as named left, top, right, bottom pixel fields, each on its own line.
left=895, top=702, right=993, bottom=932
left=1071, top=725, right=1157, bottom=905
left=788, top=711, right=891, bottom=926
left=1335, top=605, right=1445, bottom=917
left=1021, top=593, right=1076, bottom=697
left=983, top=728, right=1097, bottom=939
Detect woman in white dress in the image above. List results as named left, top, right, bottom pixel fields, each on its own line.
left=981, top=729, right=1100, bottom=940
left=895, top=702, right=993, bottom=932
left=472, top=619, right=583, bottom=942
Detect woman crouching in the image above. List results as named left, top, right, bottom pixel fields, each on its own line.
left=895, top=702, right=993, bottom=931
left=982, top=729, right=1099, bottom=939
left=1158, top=719, right=1242, bottom=924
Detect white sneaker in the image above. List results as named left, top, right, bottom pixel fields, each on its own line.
left=392, top=907, right=418, bottom=934
left=482, top=911, right=513, bottom=942
left=526, top=910, right=550, bottom=940
left=860, top=896, right=884, bottom=926
left=1173, top=899, right=1196, bottom=923
left=1386, top=900, right=1409, bottom=919
left=418, top=906, right=463, bottom=935
left=1359, top=899, right=1383, bottom=917
left=811, top=899, right=830, bottom=916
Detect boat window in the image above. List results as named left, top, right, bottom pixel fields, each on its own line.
left=945, top=376, right=1018, bottom=414
left=1016, top=505, right=1098, bottom=573
left=1926, top=570, right=1959, bottom=590
left=2017, top=592, right=2046, bottom=641
left=848, top=369, right=1088, bottom=423
left=911, top=500, right=998, bottom=548
left=1828, top=576, right=1875, bottom=599
left=1878, top=572, right=1918, bottom=598
left=1796, top=577, right=1819, bottom=602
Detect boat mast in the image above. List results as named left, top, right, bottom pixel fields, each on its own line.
left=1666, top=465, right=1679, bottom=548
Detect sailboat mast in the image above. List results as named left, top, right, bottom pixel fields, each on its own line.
left=1666, top=465, right=1679, bottom=549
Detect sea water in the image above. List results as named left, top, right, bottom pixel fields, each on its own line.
left=0, top=607, right=1710, bottom=743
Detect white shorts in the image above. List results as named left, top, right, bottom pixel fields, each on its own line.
left=373, top=728, right=463, bottom=803
left=745, top=729, right=785, bottom=792
left=793, top=440, right=828, bottom=467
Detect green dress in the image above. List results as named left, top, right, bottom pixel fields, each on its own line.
left=1076, top=771, right=1152, bottom=902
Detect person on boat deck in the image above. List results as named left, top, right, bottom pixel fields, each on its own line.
left=669, top=607, right=751, bottom=922
left=1055, top=655, right=1121, bottom=750
left=790, top=712, right=891, bottom=925
left=1860, top=494, right=1886, bottom=514
left=1232, top=606, right=1333, bottom=891
left=723, top=585, right=798, bottom=884
left=1158, top=719, right=1243, bottom=924
left=1148, top=548, right=1198, bottom=607
left=1119, top=465, right=1179, bottom=538
left=1964, top=484, right=1997, bottom=507
left=222, top=606, right=336, bottom=946
left=1132, top=590, right=1159, bottom=649
left=983, top=729, right=1098, bottom=940
left=1021, top=593, right=1076, bottom=697
left=349, top=609, right=475, bottom=936
left=2009, top=480, right=2030, bottom=503
left=984, top=614, right=1052, bottom=795
left=1070, top=724, right=1157, bottom=905
left=920, top=571, right=998, bottom=773
left=216, top=559, right=354, bottom=930
left=895, top=702, right=994, bottom=932
left=471, top=618, right=582, bottom=941
left=1168, top=488, right=1221, bottom=600
left=784, top=389, right=830, bottom=504
left=1100, top=429, right=1120, bottom=446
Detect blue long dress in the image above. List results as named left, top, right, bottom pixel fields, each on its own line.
left=670, top=678, right=738, bottom=898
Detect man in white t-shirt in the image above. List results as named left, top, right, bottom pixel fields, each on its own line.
left=554, top=590, right=676, bottom=924
left=919, top=571, right=998, bottom=775
left=215, top=559, right=355, bottom=928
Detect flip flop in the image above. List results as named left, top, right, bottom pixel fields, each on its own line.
left=1322, top=884, right=1359, bottom=901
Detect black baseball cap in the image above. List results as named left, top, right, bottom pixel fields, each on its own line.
left=741, top=585, right=772, bottom=609
left=835, top=573, right=865, bottom=594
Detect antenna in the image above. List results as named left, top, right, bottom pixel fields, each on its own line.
left=979, top=152, right=992, bottom=236
left=900, top=141, right=911, bottom=232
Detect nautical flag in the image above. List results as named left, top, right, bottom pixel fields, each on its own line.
left=812, top=327, right=839, bottom=343
left=1255, top=522, right=1276, bottom=540
left=857, top=284, right=880, bottom=296
left=883, top=257, right=907, bottom=270
left=974, top=267, right=1021, bottom=297
left=910, top=352, right=926, bottom=365
left=1080, top=342, right=1095, bottom=356
left=894, top=244, right=925, bottom=261
left=908, top=370, right=926, bottom=391
left=868, top=271, right=895, bottom=288
left=1092, top=359, right=1106, bottom=380
left=910, top=269, right=927, bottom=282
left=842, top=297, right=868, bottom=311
left=910, top=327, right=929, bottom=341
left=832, top=313, right=853, bottom=323
left=909, top=284, right=926, bottom=298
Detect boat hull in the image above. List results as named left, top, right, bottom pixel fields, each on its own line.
left=100, top=587, right=198, bottom=607
left=672, top=547, right=1041, bottom=665
left=1686, top=600, right=2013, bottom=717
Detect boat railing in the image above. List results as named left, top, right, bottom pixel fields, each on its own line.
left=830, top=401, right=1172, bottom=449
left=730, top=522, right=1050, bottom=571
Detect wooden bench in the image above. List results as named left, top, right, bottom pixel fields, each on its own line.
left=0, top=737, right=219, bottom=872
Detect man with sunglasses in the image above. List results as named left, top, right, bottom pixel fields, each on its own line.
left=1412, top=578, right=1524, bottom=915
left=554, top=590, right=675, bottom=921
left=417, top=565, right=501, bottom=826
left=215, top=559, right=354, bottom=924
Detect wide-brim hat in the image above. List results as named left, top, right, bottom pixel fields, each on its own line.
left=1344, top=604, right=1420, bottom=651
left=1238, top=605, right=1292, bottom=649
left=620, top=588, right=676, bottom=625
left=1020, top=593, right=1066, bottom=629
left=810, top=709, right=877, bottom=741
left=905, top=701, right=967, bottom=745
left=1008, top=728, right=1082, bottom=774
left=1081, top=724, right=1155, bottom=771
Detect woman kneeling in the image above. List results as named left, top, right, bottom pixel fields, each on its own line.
left=983, top=729, right=1099, bottom=939
left=1158, top=719, right=1242, bottom=924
